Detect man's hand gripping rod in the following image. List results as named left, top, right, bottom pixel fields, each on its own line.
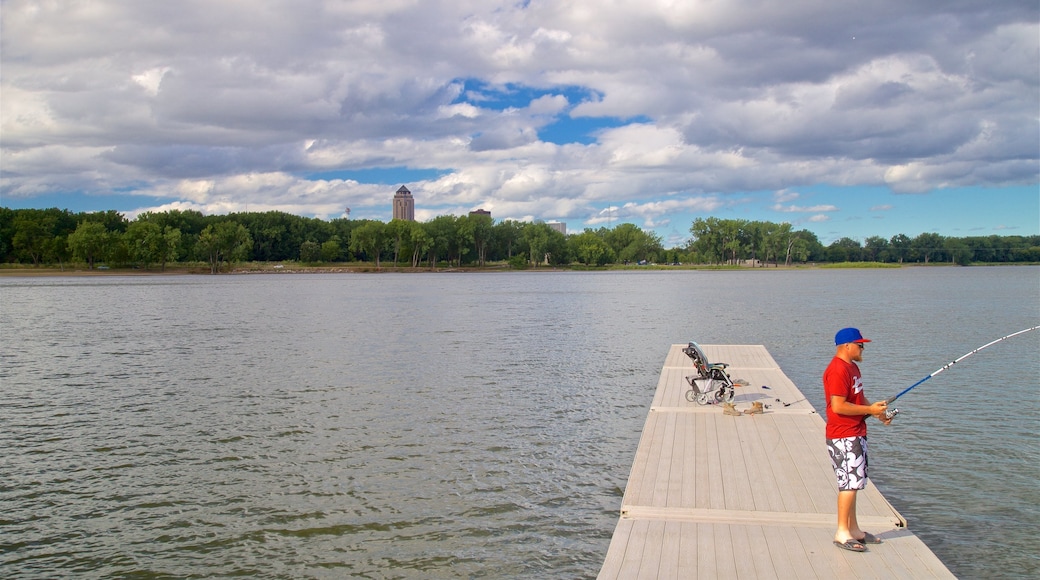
left=882, top=326, right=1040, bottom=420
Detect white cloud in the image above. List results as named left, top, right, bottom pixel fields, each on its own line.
left=773, top=203, right=840, bottom=213
left=131, top=67, right=170, bottom=96
left=1, top=0, right=1036, bottom=235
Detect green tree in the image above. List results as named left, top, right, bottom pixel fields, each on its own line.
left=722, top=219, right=748, bottom=264
left=783, top=229, right=811, bottom=266
left=543, top=225, right=570, bottom=265
left=330, top=218, right=360, bottom=261
left=233, top=211, right=329, bottom=262
left=828, top=237, right=863, bottom=262
left=464, top=213, right=494, bottom=266
left=11, top=212, right=56, bottom=266
left=800, top=229, right=826, bottom=262
left=522, top=222, right=569, bottom=266
left=863, top=236, right=889, bottom=262
left=604, top=223, right=662, bottom=264
left=605, top=223, right=646, bottom=263
left=409, top=221, right=431, bottom=268
left=135, top=212, right=182, bottom=268
left=300, top=240, right=321, bottom=263
left=424, top=215, right=457, bottom=268
left=889, top=234, right=911, bottom=263
left=760, top=222, right=790, bottom=267
left=964, top=236, right=994, bottom=262
left=944, top=237, right=972, bottom=265
left=689, top=217, right=720, bottom=264
left=7, top=208, right=77, bottom=265
left=82, top=210, right=128, bottom=233
left=451, top=216, right=474, bottom=266
left=145, top=209, right=204, bottom=260
left=349, top=220, right=387, bottom=267
left=523, top=222, right=550, bottom=266
left=321, top=238, right=342, bottom=262
left=744, top=221, right=766, bottom=266
left=987, top=234, right=1014, bottom=262
left=125, top=220, right=163, bottom=269
left=1017, top=237, right=1040, bottom=262
left=690, top=217, right=746, bottom=264
left=492, top=220, right=524, bottom=260
left=912, top=232, right=944, bottom=264
left=253, top=218, right=288, bottom=261
left=570, top=229, right=611, bottom=265
left=67, top=221, right=110, bottom=269
left=0, top=207, right=14, bottom=261
left=46, top=233, right=73, bottom=269
left=385, top=219, right=411, bottom=267
left=197, top=222, right=252, bottom=273
left=159, top=227, right=182, bottom=271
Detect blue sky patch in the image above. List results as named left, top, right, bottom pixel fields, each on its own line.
left=453, top=78, right=599, bottom=112
left=452, top=78, right=651, bottom=144
left=1, top=192, right=165, bottom=214
left=539, top=115, right=653, bottom=145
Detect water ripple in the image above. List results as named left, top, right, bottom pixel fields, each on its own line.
left=1, top=269, right=1036, bottom=578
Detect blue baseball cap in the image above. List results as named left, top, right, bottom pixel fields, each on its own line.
left=835, top=327, right=871, bottom=345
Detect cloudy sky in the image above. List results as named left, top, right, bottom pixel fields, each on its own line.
left=2, top=0, right=1037, bottom=246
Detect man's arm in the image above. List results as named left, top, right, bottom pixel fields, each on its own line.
left=830, top=395, right=887, bottom=417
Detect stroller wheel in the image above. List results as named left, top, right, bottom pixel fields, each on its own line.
left=719, top=387, right=734, bottom=403
left=696, top=392, right=711, bottom=405
left=685, top=389, right=697, bottom=403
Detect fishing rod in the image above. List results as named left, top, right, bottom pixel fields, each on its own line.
left=883, top=325, right=1039, bottom=419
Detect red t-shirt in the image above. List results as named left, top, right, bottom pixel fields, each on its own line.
left=823, top=356, right=868, bottom=439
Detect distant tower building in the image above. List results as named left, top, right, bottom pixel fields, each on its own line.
left=547, top=221, right=566, bottom=235
left=393, top=186, right=415, bottom=221
left=469, top=209, right=491, bottom=218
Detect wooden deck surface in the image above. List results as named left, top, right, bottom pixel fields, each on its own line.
left=598, top=344, right=955, bottom=579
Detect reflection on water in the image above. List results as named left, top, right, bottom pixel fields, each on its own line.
left=1, top=267, right=1037, bottom=578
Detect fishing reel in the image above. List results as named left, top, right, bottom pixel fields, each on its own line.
left=883, top=408, right=899, bottom=421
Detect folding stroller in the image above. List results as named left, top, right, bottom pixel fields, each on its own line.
left=682, top=342, right=735, bottom=405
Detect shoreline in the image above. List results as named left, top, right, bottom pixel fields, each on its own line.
left=1, top=262, right=1030, bottom=278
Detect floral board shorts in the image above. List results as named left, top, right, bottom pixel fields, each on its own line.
left=826, top=436, right=868, bottom=491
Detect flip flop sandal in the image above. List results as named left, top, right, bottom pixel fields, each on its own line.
left=857, top=532, right=882, bottom=544
left=833, top=539, right=867, bottom=552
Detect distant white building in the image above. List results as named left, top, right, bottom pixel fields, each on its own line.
left=547, top=221, right=566, bottom=235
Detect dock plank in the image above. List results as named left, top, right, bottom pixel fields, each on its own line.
left=715, top=416, right=756, bottom=511
left=598, top=344, right=954, bottom=579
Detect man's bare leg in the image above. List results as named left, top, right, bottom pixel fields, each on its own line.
left=835, top=489, right=858, bottom=542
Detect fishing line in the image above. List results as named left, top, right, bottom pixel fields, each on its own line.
left=882, top=325, right=1039, bottom=418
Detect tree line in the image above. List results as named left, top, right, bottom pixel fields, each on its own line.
left=0, top=207, right=664, bottom=272
left=688, top=217, right=1040, bottom=266
left=0, top=207, right=1037, bottom=272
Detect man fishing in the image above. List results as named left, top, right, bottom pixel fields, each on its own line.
left=824, top=327, right=892, bottom=553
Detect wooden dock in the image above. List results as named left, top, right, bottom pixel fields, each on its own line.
left=598, top=344, right=955, bottom=579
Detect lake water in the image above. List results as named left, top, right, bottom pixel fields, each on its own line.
left=1, top=267, right=1037, bottom=578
